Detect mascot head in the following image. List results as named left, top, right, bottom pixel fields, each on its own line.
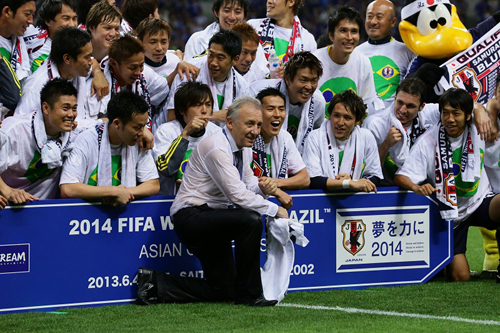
left=399, top=0, right=472, bottom=59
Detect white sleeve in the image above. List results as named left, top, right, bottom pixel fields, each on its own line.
left=285, top=134, right=306, bottom=175
left=143, top=66, right=170, bottom=107
left=361, top=130, right=384, bottom=179
left=136, top=150, right=159, bottom=183
left=60, top=145, right=89, bottom=185
left=302, top=130, right=324, bottom=178
left=166, top=75, right=186, bottom=110
left=152, top=123, right=179, bottom=159
left=15, top=79, right=40, bottom=115
left=205, top=148, right=279, bottom=217
left=313, top=92, right=326, bottom=128
left=395, top=139, right=432, bottom=185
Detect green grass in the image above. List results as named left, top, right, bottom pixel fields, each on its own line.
left=2, top=228, right=499, bottom=332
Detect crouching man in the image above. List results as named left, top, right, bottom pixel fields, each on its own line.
left=395, top=88, right=500, bottom=281
left=0, top=78, right=77, bottom=203
left=60, top=90, right=159, bottom=205
left=137, top=96, right=288, bottom=306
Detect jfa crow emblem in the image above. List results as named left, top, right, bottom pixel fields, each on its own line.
left=452, top=68, right=481, bottom=101
left=342, top=220, right=366, bottom=255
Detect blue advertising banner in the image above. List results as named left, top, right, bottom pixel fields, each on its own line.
left=0, top=188, right=452, bottom=313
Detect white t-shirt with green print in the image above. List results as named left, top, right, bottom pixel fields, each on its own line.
left=0, top=113, right=65, bottom=199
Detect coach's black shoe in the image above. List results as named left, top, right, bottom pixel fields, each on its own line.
left=136, top=268, right=157, bottom=305
left=235, top=295, right=278, bottom=307
left=496, top=264, right=500, bottom=284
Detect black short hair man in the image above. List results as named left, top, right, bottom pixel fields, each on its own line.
left=314, top=5, right=383, bottom=116
left=60, top=90, right=160, bottom=205
left=137, top=96, right=288, bottom=306
left=395, top=88, right=500, bottom=282
left=303, top=89, right=383, bottom=192
left=250, top=87, right=310, bottom=209
left=14, top=27, right=99, bottom=128
left=91, top=34, right=170, bottom=132
left=184, top=0, right=248, bottom=60
left=356, top=0, right=415, bottom=108
left=120, top=0, right=159, bottom=35
left=153, top=81, right=220, bottom=195
left=0, top=78, right=77, bottom=203
left=250, top=51, right=326, bottom=154
left=25, top=0, right=78, bottom=73
left=167, top=30, right=248, bottom=125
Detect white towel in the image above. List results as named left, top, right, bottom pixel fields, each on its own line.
left=197, top=60, right=237, bottom=112
left=278, top=80, right=315, bottom=154
left=32, top=110, right=72, bottom=169
left=318, top=121, right=365, bottom=179
left=261, top=217, right=308, bottom=302
left=96, top=122, right=138, bottom=187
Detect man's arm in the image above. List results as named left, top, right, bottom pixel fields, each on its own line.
left=378, top=126, right=402, bottom=166
left=0, top=176, right=39, bottom=204
left=274, top=167, right=310, bottom=190
left=394, top=174, right=436, bottom=195
left=128, top=179, right=160, bottom=198
left=60, top=183, right=135, bottom=206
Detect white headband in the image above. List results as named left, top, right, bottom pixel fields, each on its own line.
left=401, top=0, right=451, bottom=20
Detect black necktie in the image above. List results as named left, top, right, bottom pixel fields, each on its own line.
left=233, top=150, right=243, bottom=179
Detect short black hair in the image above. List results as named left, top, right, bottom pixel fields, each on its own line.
left=40, top=77, right=78, bottom=108
left=0, top=0, right=35, bottom=15
left=396, top=77, right=428, bottom=106
left=328, top=89, right=366, bottom=122
left=256, top=87, right=286, bottom=106
left=208, top=29, right=242, bottom=60
left=37, top=0, right=77, bottom=31
left=50, top=26, right=91, bottom=66
left=328, top=5, right=363, bottom=36
left=284, top=51, right=323, bottom=81
left=107, top=90, right=149, bottom=125
left=212, top=0, right=248, bottom=18
left=121, top=0, right=158, bottom=30
left=174, top=81, right=214, bottom=125
left=439, top=88, right=474, bottom=122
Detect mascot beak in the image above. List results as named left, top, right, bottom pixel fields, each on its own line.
left=399, top=5, right=472, bottom=59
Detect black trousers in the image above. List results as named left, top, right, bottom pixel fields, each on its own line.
left=155, top=205, right=264, bottom=303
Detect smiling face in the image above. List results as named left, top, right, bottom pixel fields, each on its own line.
left=393, top=90, right=424, bottom=127
left=260, top=95, right=286, bottom=143
left=330, top=102, right=358, bottom=141
left=215, top=0, right=244, bottom=30
left=266, top=0, right=294, bottom=21
left=285, top=67, right=319, bottom=105
left=42, top=94, right=78, bottom=136
left=227, top=103, right=263, bottom=149
left=365, top=0, right=396, bottom=41
left=142, top=30, right=169, bottom=63
left=329, top=19, right=360, bottom=60
left=110, top=52, right=145, bottom=86
left=3, top=1, right=35, bottom=37
left=46, top=4, right=78, bottom=39
left=207, top=43, right=236, bottom=82
left=441, top=103, right=470, bottom=138
left=89, top=17, right=121, bottom=52
left=234, top=39, right=257, bottom=74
